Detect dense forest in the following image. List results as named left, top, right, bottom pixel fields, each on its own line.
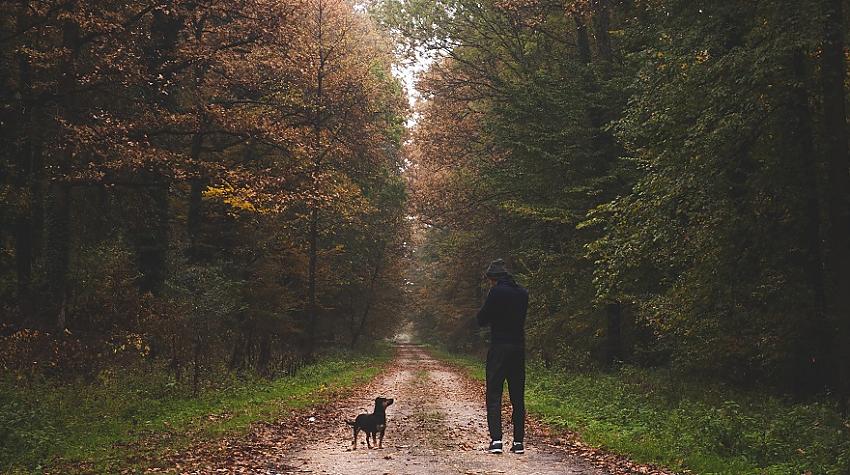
left=5, top=0, right=849, bottom=397
left=0, top=0, right=408, bottom=386
left=3, top=0, right=850, bottom=472
left=382, top=0, right=850, bottom=403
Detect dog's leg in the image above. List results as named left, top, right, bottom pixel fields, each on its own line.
left=379, top=428, right=385, bottom=449
left=372, top=432, right=378, bottom=448
left=366, top=432, right=372, bottom=449
left=352, top=426, right=358, bottom=450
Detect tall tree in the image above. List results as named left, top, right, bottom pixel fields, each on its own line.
left=821, top=0, right=850, bottom=406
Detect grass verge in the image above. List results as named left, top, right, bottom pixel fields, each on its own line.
left=1, top=346, right=391, bottom=474
left=432, top=348, right=850, bottom=475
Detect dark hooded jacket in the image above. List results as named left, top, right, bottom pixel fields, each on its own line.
left=476, top=277, right=528, bottom=346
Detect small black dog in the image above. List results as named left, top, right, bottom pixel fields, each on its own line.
left=346, top=397, right=394, bottom=449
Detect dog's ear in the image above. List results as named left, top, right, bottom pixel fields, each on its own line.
left=383, top=398, right=394, bottom=407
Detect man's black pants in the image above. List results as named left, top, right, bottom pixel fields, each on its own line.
left=485, top=343, right=525, bottom=442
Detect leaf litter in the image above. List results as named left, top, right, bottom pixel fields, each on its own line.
left=141, top=344, right=680, bottom=475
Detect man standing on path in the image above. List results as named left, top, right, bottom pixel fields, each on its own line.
left=476, top=259, right=529, bottom=455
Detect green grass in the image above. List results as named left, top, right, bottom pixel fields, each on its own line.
left=0, top=347, right=391, bottom=474
left=433, top=349, right=850, bottom=475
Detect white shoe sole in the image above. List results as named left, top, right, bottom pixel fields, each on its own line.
left=489, top=449, right=503, bottom=454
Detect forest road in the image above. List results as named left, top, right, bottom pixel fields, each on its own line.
left=149, top=343, right=674, bottom=475
left=277, top=343, right=606, bottom=475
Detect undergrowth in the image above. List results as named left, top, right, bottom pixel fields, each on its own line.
left=0, top=345, right=391, bottom=474
left=433, top=348, right=850, bottom=475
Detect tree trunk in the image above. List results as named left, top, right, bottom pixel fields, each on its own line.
left=588, top=0, right=619, bottom=175
left=592, top=0, right=614, bottom=68
left=605, top=301, right=622, bottom=367
left=13, top=43, right=34, bottom=325
left=46, top=9, right=81, bottom=331
left=14, top=203, right=34, bottom=324
left=192, top=337, right=201, bottom=395
left=45, top=182, right=71, bottom=330
left=229, top=322, right=251, bottom=372
left=787, top=49, right=830, bottom=395
left=573, top=14, right=592, bottom=64
left=306, top=206, right=319, bottom=358
left=821, top=0, right=850, bottom=410
left=351, top=249, right=384, bottom=348
left=256, top=332, right=271, bottom=375
left=187, top=17, right=208, bottom=262
left=306, top=0, right=326, bottom=359
left=137, top=184, right=169, bottom=295
left=170, top=333, right=181, bottom=382
left=590, top=0, right=624, bottom=355
left=133, top=7, right=183, bottom=295
left=187, top=131, right=205, bottom=262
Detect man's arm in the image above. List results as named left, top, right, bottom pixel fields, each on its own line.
left=476, top=288, right=500, bottom=326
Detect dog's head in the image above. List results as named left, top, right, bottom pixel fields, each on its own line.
left=375, top=396, right=394, bottom=409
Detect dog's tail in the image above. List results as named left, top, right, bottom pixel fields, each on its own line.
left=345, top=420, right=355, bottom=426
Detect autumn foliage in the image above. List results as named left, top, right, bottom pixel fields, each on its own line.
left=0, top=0, right=408, bottom=381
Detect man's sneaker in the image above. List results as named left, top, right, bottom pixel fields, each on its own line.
left=510, top=441, right=525, bottom=454
left=488, top=440, right=503, bottom=454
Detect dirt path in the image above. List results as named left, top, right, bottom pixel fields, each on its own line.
left=278, top=343, right=603, bottom=475
left=148, top=344, right=675, bottom=475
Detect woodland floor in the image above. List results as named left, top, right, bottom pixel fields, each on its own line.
left=141, top=342, right=676, bottom=475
